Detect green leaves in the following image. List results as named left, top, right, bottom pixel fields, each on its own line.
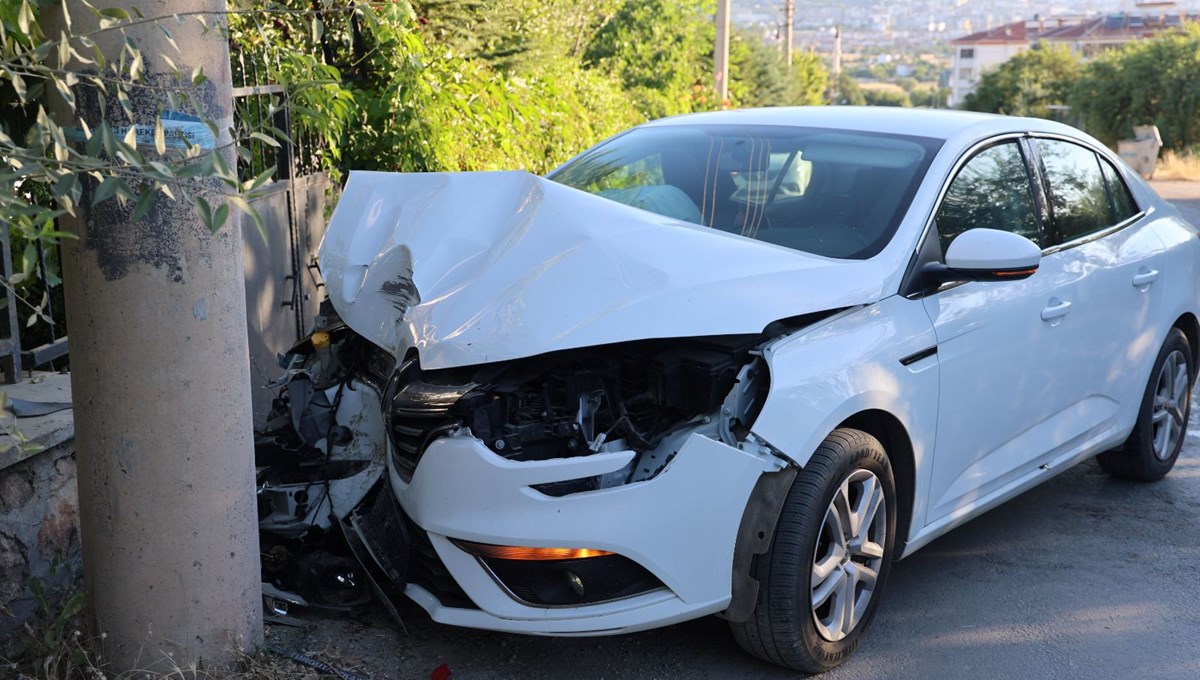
left=0, top=0, right=283, bottom=355
left=1, top=5, right=266, bottom=204
left=963, top=43, right=1080, bottom=119
left=194, top=193, right=212, bottom=229
left=192, top=193, right=231, bottom=233
left=132, top=185, right=156, bottom=220
left=249, top=131, right=279, bottom=148
left=582, top=0, right=718, bottom=118
left=98, top=7, right=132, bottom=21
left=1070, top=24, right=1200, bottom=150
left=16, top=0, right=34, bottom=36
left=91, top=176, right=121, bottom=205
left=212, top=201, right=229, bottom=233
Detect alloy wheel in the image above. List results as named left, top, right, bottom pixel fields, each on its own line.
left=810, top=468, right=887, bottom=642
left=1152, top=349, right=1190, bottom=460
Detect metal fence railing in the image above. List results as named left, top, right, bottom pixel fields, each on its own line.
left=0, top=222, right=68, bottom=385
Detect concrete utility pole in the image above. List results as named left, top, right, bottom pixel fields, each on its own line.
left=42, top=0, right=262, bottom=673
left=784, top=0, right=795, bottom=68
left=715, top=0, right=731, bottom=103
left=833, top=25, right=843, bottom=101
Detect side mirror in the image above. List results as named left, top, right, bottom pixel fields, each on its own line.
left=923, top=228, right=1041, bottom=284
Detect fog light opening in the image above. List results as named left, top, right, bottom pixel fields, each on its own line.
left=565, top=570, right=585, bottom=598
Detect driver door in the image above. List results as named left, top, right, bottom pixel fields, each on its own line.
left=921, top=139, right=1074, bottom=523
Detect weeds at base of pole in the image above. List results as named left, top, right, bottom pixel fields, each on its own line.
left=3, top=570, right=332, bottom=680
left=4, top=622, right=332, bottom=680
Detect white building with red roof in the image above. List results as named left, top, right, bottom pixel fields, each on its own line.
left=948, top=5, right=1198, bottom=107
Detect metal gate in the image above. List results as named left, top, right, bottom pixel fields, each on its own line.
left=231, top=50, right=332, bottom=424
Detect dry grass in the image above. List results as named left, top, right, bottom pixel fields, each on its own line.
left=1154, top=149, right=1200, bottom=181
left=3, top=629, right=343, bottom=680
left=2, top=571, right=347, bottom=679
left=4, top=576, right=359, bottom=680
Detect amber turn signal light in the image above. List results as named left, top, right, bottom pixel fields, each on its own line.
left=452, top=539, right=613, bottom=561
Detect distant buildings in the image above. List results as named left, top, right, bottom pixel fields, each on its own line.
left=948, top=21, right=1037, bottom=107
left=948, top=6, right=1198, bottom=106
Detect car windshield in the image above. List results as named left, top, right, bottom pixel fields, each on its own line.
left=549, top=124, right=942, bottom=259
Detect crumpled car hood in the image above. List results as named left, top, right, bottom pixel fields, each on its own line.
left=319, top=171, right=890, bottom=370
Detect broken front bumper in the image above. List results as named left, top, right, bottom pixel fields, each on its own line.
left=383, top=430, right=779, bottom=635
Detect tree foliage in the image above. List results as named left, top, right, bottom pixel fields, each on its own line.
left=961, top=42, right=1080, bottom=118
left=413, top=0, right=623, bottom=72
left=228, top=1, right=640, bottom=177
left=1071, top=24, right=1200, bottom=149
left=3, top=0, right=837, bottom=330
left=582, top=0, right=716, bottom=118
left=863, top=87, right=911, bottom=107
left=0, top=1, right=254, bottom=230
left=786, top=52, right=830, bottom=107
left=730, top=34, right=828, bottom=108
left=0, top=0, right=284, bottom=338
left=832, top=73, right=866, bottom=106
left=957, top=27, right=1200, bottom=150
left=583, top=1, right=828, bottom=117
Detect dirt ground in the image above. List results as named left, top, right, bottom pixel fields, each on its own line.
left=262, top=181, right=1200, bottom=680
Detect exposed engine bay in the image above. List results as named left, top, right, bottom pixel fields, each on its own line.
left=385, top=334, right=770, bottom=493
left=254, top=302, right=783, bottom=617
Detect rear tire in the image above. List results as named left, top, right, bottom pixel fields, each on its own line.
left=730, top=428, right=896, bottom=673
left=1098, top=328, right=1193, bottom=481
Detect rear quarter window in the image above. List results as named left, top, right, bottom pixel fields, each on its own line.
left=1099, top=158, right=1140, bottom=223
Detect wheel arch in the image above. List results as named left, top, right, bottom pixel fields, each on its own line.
left=725, top=408, right=919, bottom=624
left=837, top=410, right=917, bottom=556
left=1171, top=312, right=1200, bottom=377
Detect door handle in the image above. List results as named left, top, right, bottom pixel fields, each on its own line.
left=1132, top=268, right=1159, bottom=288
left=1041, top=299, right=1072, bottom=322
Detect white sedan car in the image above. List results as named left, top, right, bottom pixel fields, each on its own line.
left=286, top=107, right=1199, bottom=673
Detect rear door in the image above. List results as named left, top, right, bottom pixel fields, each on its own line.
left=1029, top=137, right=1165, bottom=446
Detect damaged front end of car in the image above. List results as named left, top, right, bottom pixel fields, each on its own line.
left=377, top=334, right=777, bottom=609
left=255, top=314, right=793, bottom=625
left=254, top=170, right=885, bottom=632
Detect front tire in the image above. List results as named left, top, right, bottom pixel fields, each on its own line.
left=1098, top=328, right=1194, bottom=481
left=731, top=428, right=896, bottom=673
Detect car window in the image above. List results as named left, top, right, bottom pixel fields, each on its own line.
left=934, top=141, right=1040, bottom=254
left=560, top=151, right=708, bottom=225
left=1036, top=139, right=1114, bottom=243
left=550, top=125, right=942, bottom=260
left=1099, top=158, right=1139, bottom=223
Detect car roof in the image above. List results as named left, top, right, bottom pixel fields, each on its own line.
left=640, top=106, right=1081, bottom=142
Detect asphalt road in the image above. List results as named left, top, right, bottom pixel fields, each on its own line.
left=269, top=182, right=1200, bottom=680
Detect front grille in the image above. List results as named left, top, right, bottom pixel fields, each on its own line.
left=385, top=360, right=475, bottom=481
left=389, top=416, right=458, bottom=481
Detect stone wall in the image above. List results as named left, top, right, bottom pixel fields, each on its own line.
left=0, top=374, right=80, bottom=652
